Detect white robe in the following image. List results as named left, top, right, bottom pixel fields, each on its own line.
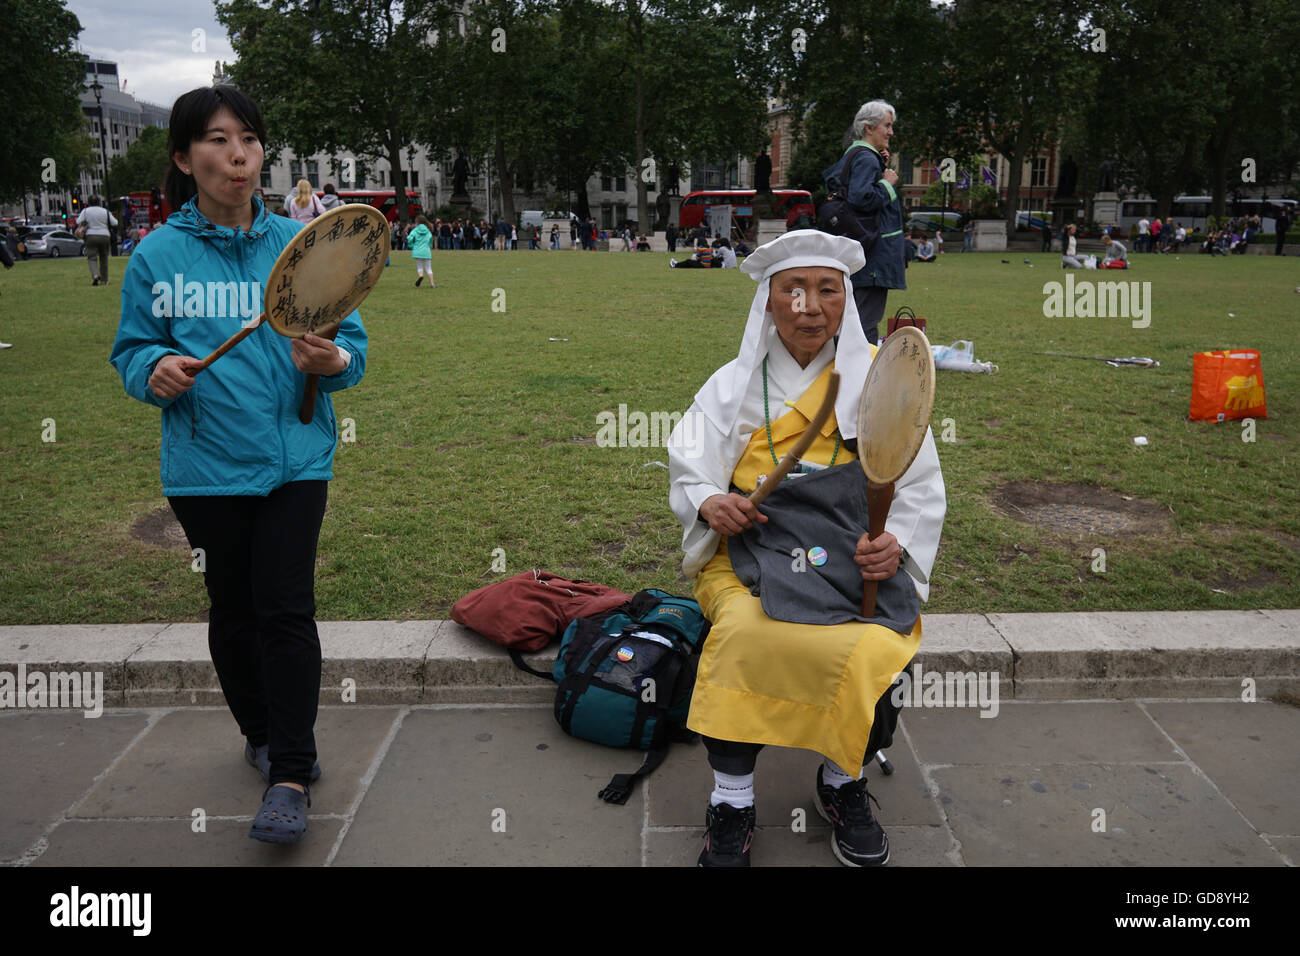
left=668, top=327, right=946, bottom=601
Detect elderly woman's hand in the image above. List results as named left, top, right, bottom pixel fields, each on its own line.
left=699, top=493, right=769, bottom=537
left=855, top=531, right=901, bottom=581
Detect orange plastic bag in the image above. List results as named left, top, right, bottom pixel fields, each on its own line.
left=1189, top=349, right=1267, bottom=421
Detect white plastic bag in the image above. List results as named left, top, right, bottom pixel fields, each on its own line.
left=932, top=340, right=997, bottom=374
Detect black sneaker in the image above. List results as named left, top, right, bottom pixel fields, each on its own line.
left=415, top=276, right=423, bottom=286
left=698, top=802, right=755, bottom=867
left=814, top=765, right=888, bottom=866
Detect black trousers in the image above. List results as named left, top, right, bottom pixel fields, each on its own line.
left=169, top=481, right=328, bottom=787
left=703, top=666, right=910, bottom=776
left=853, top=284, right=887, bottom=345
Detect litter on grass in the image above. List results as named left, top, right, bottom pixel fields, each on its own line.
left=931, top=340, right=998, bottom=374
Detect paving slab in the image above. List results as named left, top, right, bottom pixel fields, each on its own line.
left=124, top=623, right=219, bottom=707
left=0, top=624, right=167, bottom=702
left=912, top=614, right=1014, bottom=675
left=648, top=737, right=944, bottom=828
left=1141, top=700, right=1300, bottom=836
left=901, top=701, right=1180, bottom=765
left=333, top=706, right=643, bottom=866
left=933, top=762, right=1283, bottom=866
left=0, top=711, right=149, bottom=863
left=988, top=611, right=1299, bottom=694
left=1267, top=836, right=1300, bottom=866
left=1012, top=675, right=1299, bottom=699
left=318, top=620, right=436, bottom=704
left=0, top=624, right=165, bottom=667
left=1256, top=609, right=1300, bottom=631
left=33, top=818, right=345, bottom=867
left=422, top=621, right=555, bottom=703
left=71, top=707, right=400, bottom=819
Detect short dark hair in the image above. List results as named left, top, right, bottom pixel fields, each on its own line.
left=324, top=183, right=336, bottom=194
left=165, top=86, right=267, bottom=215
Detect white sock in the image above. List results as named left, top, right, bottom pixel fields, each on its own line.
left=710, top=771, right=755, bottom=808
left=821, top=757, right=860, bottom=789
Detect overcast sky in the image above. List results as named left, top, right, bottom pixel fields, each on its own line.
left=66, top=0, right=237, bottom=108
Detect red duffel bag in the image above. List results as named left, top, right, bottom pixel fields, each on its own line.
left=451, top=570, right=633, bottom=653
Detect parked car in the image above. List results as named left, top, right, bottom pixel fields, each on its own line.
left=18, top=225, right=83, bottom=258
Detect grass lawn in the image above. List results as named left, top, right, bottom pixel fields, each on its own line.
left=1, top=246, right=1296, bottom=624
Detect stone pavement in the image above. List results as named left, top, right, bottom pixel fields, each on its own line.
left=1, top=610, right=1297, bottom=867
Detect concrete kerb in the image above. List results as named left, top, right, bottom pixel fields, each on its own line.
left=2, top=612, right=1297, bottom=712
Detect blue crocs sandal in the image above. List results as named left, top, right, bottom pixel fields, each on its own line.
left=249, top=785, right=311, bottom=844
left=244, top=742, right=321, bottom=782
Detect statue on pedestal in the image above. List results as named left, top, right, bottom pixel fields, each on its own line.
left=754, top=149, right=772, bottom=194
left=451, top=152, right=470, bottom=200
left=1097, top=155, right=1117, bottom=194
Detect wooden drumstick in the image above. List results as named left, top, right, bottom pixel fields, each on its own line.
left=185, top=315, right=264, bottom=376
left=749, top=372, right=839, bottom=506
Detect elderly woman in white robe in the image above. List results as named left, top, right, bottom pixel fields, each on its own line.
left=668, top=230, right=945, bottom=867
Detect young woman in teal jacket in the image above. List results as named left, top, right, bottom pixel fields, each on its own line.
left=110, top=86, right=368, bottom=844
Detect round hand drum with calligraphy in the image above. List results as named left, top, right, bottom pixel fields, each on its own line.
left=263, top=204, right=391, bottom=423
left=186, top=203, right=391, bottom=425
left=855, top=326, right=936, bottom=617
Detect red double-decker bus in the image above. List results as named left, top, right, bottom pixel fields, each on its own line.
left=677, top=189, right=814, bottom=233
left=324, top=189, right=423, bottom=223
left=130, top=187, right=424, bottom=226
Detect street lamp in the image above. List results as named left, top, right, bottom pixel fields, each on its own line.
left=89, top=79, right=114, bottom=252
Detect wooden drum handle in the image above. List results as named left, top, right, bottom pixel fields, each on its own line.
left=860, top=480, right=895, bottom=619
left=298, top=327, right=340, bottom=425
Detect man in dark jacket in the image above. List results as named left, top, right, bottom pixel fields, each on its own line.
left=823, top=100, right=905, bottom=344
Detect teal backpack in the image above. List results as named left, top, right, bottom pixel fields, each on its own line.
left=513, top=588, right=710, bottom=803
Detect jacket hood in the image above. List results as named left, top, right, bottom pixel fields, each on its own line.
left=165, top=195, right=277, bottom=243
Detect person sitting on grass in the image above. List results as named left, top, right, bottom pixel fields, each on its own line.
left=915, top=234, right=936, bottom=262
left=670, top=239, right=716, bottom=269
left=714, top=237, right=738, bottom=268
left=1061, top=224, right=1085, bottom=268
left=1102, top=234, right=1128, bottom=269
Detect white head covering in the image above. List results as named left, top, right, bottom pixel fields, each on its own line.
left=693, top=229, right=873, bottom=441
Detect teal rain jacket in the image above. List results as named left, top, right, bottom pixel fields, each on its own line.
left=110, top=197, right=368, bottom=496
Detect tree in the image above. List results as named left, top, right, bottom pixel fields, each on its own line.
left=1, top=0, right=94, bottom=202
left=1078, top=0, right=1221, bottom=219
left=948, top=0, right=1093, bottom=231
left=217, top=0, right=451, bottom=225
left=630, top=0, right=769, bottom=230
left=734, top=0, right=964, bottom=202
left=108, top=126, right=170, bottom=195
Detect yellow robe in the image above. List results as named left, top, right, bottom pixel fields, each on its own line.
left=687, top=364, right=922, bottom=772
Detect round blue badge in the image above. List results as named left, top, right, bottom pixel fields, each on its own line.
left=808, top=547, right=828, bottom=567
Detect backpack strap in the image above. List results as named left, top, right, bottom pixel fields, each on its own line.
left=597, top=644, right=689, bottom=804
left=508, top=648, right=555, bottom=680
left=833, top=145, right=872, bottom=200
left=599, top=746, right=671, bottom=805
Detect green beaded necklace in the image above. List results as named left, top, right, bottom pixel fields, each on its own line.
left=762, top=355, right=840, bottom=469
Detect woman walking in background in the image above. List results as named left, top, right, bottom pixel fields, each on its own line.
left=76, top=195, right=118, bottom=286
